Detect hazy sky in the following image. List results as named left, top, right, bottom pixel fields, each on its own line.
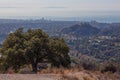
left=0, top=0, right=120, bottom=18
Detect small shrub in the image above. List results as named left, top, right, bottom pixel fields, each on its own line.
left=60, top=75, right=79, bottom=80
left=7, top=68, right=15, bottom=74
left=101, top=64, right=117, bottom=73
left=82, top=63, right=96, bottom=71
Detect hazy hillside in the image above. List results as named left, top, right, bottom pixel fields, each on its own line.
left=100, top=25, right=120, bottom=36
left=0, top=19, right=120, bottom=63
left=60, top=23, right=120, bottom=62
left=61, top=23, right=100, bottom=37
left=0, top=19, right=79, bottom=43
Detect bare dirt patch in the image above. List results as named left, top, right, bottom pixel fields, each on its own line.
left=0, top=74, right=60, bottom=80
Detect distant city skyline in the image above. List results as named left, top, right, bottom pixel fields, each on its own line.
left=0, top=0, right=120, bottom=22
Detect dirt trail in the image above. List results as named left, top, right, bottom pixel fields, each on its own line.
left=0, top=74, right=60, bottom=80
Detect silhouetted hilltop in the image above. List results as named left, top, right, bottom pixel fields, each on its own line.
left=61, top=23, right=100, bottom=37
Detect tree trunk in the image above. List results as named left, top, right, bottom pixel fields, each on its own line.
left=32, top=63, right=37, bottom=73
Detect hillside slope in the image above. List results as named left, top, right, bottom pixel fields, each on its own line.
left=61, top=23, right=100, bottom=37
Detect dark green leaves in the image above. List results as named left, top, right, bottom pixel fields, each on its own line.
left=0, top=28, right=71, bottom=72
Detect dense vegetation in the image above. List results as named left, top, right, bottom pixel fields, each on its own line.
left=61, top=23, right=120, bottom=62
left=0, top=20, right=120, bottom=73
left=0, top=28, right=71, bottom=73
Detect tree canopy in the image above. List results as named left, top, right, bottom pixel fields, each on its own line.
left=0, top=28, right=71, bottom=72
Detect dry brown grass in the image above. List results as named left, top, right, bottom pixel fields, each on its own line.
left=102, top=72, right=120, bottom=80
left=83, top=77, right=95, bottom=80
left=59, top=75, right=79, bottom=80
left=37, top=67, right=120, bottom=80
left=4, top=67, right=120, bottom=80
left=38, top=67, right=83, bottom=74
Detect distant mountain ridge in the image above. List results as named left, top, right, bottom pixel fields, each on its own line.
left=60, top=22, right=120, bottom=62
left=61, top=23, right=100, bottom=37
left=0, top=19, right=120, bottom=63
left=61, top=22, right=120, bottom=37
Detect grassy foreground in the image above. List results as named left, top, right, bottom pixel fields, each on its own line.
left=1, top=68, right=120, bottom=80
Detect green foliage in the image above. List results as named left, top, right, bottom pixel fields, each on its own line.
left=0, top=28, right=71, bottom=73
left=48, top=38, right=70, bottom=67
left=0, top=28, right=26, bottom=72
